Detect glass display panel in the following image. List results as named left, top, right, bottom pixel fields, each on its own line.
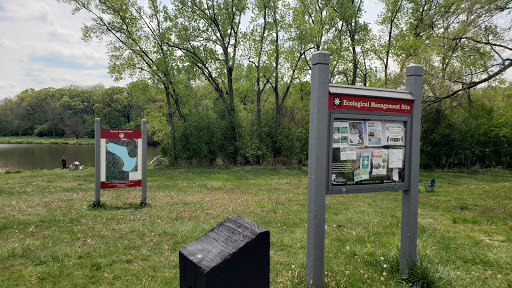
left=331, top=118, right=406, bottom=186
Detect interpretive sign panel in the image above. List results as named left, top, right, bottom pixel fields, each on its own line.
left=94, top=119, right=147, bottom=205
left=327, top=89, right=414, bottom=195
left=100, top=129, right=142, bottom=189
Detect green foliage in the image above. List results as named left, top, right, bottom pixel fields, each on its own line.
left=0, top=84, right=147, bottom=139
left=174, top=111, right=224, bottom=164
left=95, top=86, right=142, bottom=129
left=33, top=123, right=65, bottom=138
left=238, top=113, right=275, bottom=165
left=144, top=102, right=171, bottom=145
left=421, top=84, right=512, bottom=169
left=276, top=121, right=306, bottom=165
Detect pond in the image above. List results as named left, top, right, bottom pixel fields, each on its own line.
left=0, top=144, right=161, bottom=172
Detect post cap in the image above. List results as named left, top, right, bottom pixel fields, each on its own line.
left=406, top=64, right=423, bottom=77
left=312, top=51, right=330, bottom=66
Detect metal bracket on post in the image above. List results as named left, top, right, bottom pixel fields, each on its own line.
left=400, top=64, right=423, bottom=275
left=94, top=118, right=101, bottom=206
left=306, top=51, right=330, bottom=288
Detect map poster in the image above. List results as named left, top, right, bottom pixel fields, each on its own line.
left=100, top=129, right=142, bottom=189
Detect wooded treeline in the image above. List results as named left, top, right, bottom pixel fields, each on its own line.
left=1, top=0, right=511, bottom=168
left=1, top=81, right=511, bottom=168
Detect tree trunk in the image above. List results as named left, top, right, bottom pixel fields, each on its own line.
left=164, top=86, right=178, bottom=163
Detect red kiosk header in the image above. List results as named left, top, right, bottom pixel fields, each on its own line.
left=329, top=94, right=412, bottom=114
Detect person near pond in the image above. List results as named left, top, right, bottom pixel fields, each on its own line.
left=61, top=156, right=67, bottom=169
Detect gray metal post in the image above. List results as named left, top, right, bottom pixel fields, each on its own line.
left=400, top=65, right=423, bottom=275
left=141, top=119, right=147, bottom=205
left=306, top=51, right=330, bottom=288
left=94, top=118, right=101, bottom=205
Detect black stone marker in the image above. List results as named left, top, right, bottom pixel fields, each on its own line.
left=179, top=215, right=270, bottom=288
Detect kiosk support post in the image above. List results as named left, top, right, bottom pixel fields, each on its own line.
left=94, top=118, right=101, bottom=205
left=306, top=51, right=330, bottom=287
left=141, top=119, right=148, bottom=205
left=400, top=65, right=423, bottom=275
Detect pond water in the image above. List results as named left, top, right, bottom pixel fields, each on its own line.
left=0, top=144, right=161, bottom=172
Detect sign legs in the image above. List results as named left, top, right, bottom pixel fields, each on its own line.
left=306, top=51, right=331, bottom=287
left=94, top=118, right=101, bottom=206
left=400, top=64, right=423, bottom=275
left=141, top=119, right=147, bottom=205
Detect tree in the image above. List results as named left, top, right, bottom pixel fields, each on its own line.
left=374, top=0, right=405, bottom=88
left=245, top=0, right=272, bottom=122
left=169, top=0, right=248, bottom=116
left=95, top=86, right=140, bottom=128
left=0, top=98, right=22, bottom=136
left=331, top=0, right=370, bottom=85
left=41, top=89, right=65, bottom=137
left=168, top=0, right=249, bottom=162
left=382, top=0, right=512, bottom=103
left=60, top=0, right=191, bottom=161
left=266, top=0, right=317, bottom=129
left=62, top=116, right=89, bottom=139
left=59, top=85, right=96, bottom=117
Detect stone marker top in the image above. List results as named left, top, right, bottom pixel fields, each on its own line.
left=179, top=215, right=269, bottom=272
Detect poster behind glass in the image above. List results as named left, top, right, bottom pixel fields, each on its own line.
left=331, top=119, right=406, bottom=186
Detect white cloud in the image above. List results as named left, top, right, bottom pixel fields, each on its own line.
left=0, top=39, right=17, bottom=48
left=0, top=0, right=130, bottom=100
left=363, top=0, right=384, bottom=30
left=0, top=1, right=50, bottom=23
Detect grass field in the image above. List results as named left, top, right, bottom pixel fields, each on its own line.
left=0, top=167, right=510, bottom=287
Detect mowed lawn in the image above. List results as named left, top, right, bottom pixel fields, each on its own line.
left=0, top=167, right=510, bottom=287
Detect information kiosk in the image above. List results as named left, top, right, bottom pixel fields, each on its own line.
left=306, top=51, right=423, bottom=287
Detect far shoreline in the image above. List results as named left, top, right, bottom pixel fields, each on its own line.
left=0, top=136, right=94, bottom=145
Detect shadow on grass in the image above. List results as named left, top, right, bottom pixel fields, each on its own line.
left=88, top=201, right=151, bottom=210
left=401, top=259, right=439, bottom=288
left=385, top=252, right=440, bottom=288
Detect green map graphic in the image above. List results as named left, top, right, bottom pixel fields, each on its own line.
left=105, top=139, right=138, bottom=181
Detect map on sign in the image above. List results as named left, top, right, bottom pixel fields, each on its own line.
left=105, top=139, right=138, bottom=181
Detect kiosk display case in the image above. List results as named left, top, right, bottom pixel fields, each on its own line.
left=327, top=85, right=414, bottom=194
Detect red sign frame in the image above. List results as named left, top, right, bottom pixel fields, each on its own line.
left=101, top=180, right=142, bottom=189
left=329, top=94, right=412, bottom=114
left=101, top=128, right=142, bottom=189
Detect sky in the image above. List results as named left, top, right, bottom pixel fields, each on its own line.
left=0, top=0, right=383, bottom=101
left=0, top=0, right=131, bottom=100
